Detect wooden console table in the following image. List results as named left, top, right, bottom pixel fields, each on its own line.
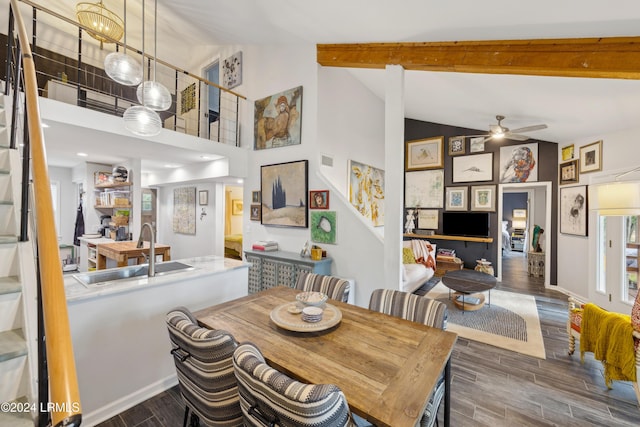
left=96, top=241, right=171, bottom=270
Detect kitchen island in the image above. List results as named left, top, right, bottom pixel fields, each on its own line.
left=96, top=240, right=171, bottom=269
left=64, top=255, right=249, bottom=425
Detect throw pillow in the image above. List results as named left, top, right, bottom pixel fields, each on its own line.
left=402, top=247, right=416, bottom=264
left=632, top=290, right=640, bottom=332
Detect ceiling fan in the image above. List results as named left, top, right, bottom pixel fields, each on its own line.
left=468, top=115, right=548, bottom=142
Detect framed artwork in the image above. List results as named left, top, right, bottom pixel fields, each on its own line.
left=561, top=144, right=574, bottom=161
left=232, top=199, right=243, bottom=215
left=254, top=86, right=303, bottom=150
left=405, top=137, right=444, bottom=170
left=452, top=153, right=493, bottom=183
left=559, top=159, right=579, bottom=185
left=199, top=190, right=208, bottom=206
left=94, top=171, right=112, bottom=185
left=250, top=204, right=261, bottom=221
left=513, top=209, right=527, bottom=218
left=499, top=143, right=538, bottom=183
left=560, top=185, right=588, bottom=236
left=261, top=160, right=308, bottom=228
left=469, top=136, right=485, bottom=153
left=470, top=185, right=496, bottom=212
left=310, top=190, right=329, bottom=209
left=416, top=209, right=438, bottom=229
left=252, top=191, right=261, bottom=203
left=180, top=83, right=196, bottom=114
left=445, top=186, right=468, bottom=211
left=222, top=51, right=242, bottom=89
left=404, top=169, right=444, bottom=208
left=448, top=136, right=465, bottom=156
left=311, top=211, right=336, bottom=244
left=579, top=140, right=603, bottom=173
left=173, top=187, right=196, bottom=235
left=348, top=160, right=385, bottom=226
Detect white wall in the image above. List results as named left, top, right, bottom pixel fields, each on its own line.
left=556, top=127, right=640, bottom=299
left=48, top=166, right=75, bottom=244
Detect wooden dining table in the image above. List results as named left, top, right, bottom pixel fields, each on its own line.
left=195, top=286, right=457, bottom=427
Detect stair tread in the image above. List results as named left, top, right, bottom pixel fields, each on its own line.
left=0, top=329, right=27, bottom=362
left=0, top=235, right=18, bottom=244
left=0, top=276, right=21, bottom=295
left=0, top=396, right=33, bottom=426
left=0, top=200, right=14, bottom=205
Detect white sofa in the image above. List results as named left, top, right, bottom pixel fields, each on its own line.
left=402, top=240, right=436, bottom=293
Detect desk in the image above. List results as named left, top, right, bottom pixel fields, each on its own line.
left=96, top=241, right=171, bottom=269
left=195, top=287, right=457, bottom=427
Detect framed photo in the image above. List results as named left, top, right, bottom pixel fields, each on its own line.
left=469, top=137, right=485, bottom=153
left=348, top=160, right=385, bottom=226
left=405, top=137, right=444, bottom=170
left=416, top=209, right=438, bottom=229
left=560, top=185, right=588, bottom=236
left=250, top=204, right=261, bottom=221
left=513, top=209, right=527, bottom=218
left=561, top=144, right=574, bottom=161
left=452, top=153, right=493, bottom=183
left=198, top=190, right=209, bottom=206
left=252, top=191, right=261, bottom=203
left=94, top=171, right=112, bottom=185
left=311, top=211, right=336, bottom=244
left=254, top=86, right=303, bottom=150
left=500, top=143, right=538, bottom=183
left=261, top=160, right=308, bottom=228
left=231, top=199, right=243, bottom=215
left=445, top=186, right=468, bottom=211
left=559, top=159, right=579, bottom=185
left=405, top=169, right=444, bottom=208
left=310, top=190, right=329, bottom=209
left=448, top=136, right=465, bottom=156
left=470, top=185, right=496, bottom=212
left=579, top=140, right=602, bottom=173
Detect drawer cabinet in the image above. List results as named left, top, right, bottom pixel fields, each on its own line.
left=244, top=250, right=332, bottom=294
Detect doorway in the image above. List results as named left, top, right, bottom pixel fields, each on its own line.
left=203, top=61, right=220, bottom=140
left=497, top=182, right=551, bottom=286
left=223, top=185, right=243, bottom=260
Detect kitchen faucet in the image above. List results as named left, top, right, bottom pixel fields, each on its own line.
left=137, top=222, right=155, bottom=277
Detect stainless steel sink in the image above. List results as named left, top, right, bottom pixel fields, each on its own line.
left=73, top=261, right=195, bottom=287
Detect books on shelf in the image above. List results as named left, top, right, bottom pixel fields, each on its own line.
left=252, top=241, right=278, bottom=251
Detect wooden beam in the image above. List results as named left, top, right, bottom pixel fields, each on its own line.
left=317, top=37, right=640, bottom=79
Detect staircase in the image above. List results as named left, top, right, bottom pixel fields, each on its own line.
left=0, top=94, right=37, bottom=426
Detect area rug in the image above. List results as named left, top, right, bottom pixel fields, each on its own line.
left=426, top=282, right=546, bottom=359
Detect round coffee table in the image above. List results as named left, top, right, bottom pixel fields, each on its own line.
left=441, top=269, right=497, bottom=311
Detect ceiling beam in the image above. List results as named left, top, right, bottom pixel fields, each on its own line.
left=317, top=37, right=640, bottom=79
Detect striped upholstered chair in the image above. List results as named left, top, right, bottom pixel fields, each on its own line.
left=295, top=271, right=350, bottom=303
left=166, top=307, right=243, bottom=427
left=368, top=289, right=448, bottom=427
left=232, top=342, right=355, bottom=426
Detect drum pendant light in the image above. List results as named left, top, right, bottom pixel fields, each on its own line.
left=104, top=0, right=142, bottom=86
left=124, top=0, right=161, bottom=136
left=136, top=0, right=171, bottom=111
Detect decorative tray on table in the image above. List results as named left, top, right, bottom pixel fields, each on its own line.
left=270, top=302, right=342, bottom=332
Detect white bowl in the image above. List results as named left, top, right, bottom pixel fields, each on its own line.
left=296, top=291, right=328, bottom=306
left=302, top=306, right=323, bottom=316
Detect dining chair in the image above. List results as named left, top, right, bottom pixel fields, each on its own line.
left=232, top=342, right=356, bottom=426
left=368, top=289, right=448, bottom=427
left=166, top=306, right=243, bottom=427
left=294, top=271, right=350, bottom=302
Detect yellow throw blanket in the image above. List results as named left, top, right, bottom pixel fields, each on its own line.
left=580, top=303, right=636, bottom=388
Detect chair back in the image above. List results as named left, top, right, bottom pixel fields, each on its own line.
left=232, top=342, right=353, bottom=427
left=368, top=289, right=447, bottom=330
left=295, top=271, right=350, bottom=302
left=166, top=307, right=243, bottom=426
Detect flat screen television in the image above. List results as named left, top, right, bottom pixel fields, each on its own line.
left=442, top=212, right=490, bottom=237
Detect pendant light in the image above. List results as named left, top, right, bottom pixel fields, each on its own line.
left=136, top=0, right=171, bottom=111
left=124, top=0, right=161, bottom=136
left=104, top=0, right=142, bottom=86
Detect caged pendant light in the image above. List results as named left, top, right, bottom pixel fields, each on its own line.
left=104, top=0, right=142, bottom=86
left=136, top=0, right=171, bottom=111
left=124, top=0, right=161, bottom=136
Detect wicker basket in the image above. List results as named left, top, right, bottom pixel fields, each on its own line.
left=113, top=215, right=129, bottom=226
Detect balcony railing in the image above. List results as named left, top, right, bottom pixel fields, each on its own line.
left=6, top=0, right=245, bottom=146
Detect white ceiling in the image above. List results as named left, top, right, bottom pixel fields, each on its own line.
left=19, top=0, right=640, bottom=169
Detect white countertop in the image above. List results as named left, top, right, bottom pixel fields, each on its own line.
left=77, top=236, right=115, bottom=244
left=65, top=255, right=249, bottom=303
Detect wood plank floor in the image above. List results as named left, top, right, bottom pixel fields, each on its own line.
left=96, top=251, right=640, bottom=426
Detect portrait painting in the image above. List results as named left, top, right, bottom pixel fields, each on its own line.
left=254, top=86, right=303, bottom=150
left=348, top=160, right=385, bottom=226
left=261, top=160, right=308, bottom=228
left=310, top=190, right=329, bottom=209
left=560, top=185, right=588, bottom=236
left=499, top=143, right=538, bottom=183
left=311, top=211, right=336, bottom=244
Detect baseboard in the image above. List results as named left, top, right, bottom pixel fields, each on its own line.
left=81, top=374, right=178, bottom=427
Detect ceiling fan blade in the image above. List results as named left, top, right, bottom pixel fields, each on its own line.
left=509, top=124, right=547, bottom=134
left=505, top=133, right=530, bottom=141
left=464, top=134, right=490, bottom=138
